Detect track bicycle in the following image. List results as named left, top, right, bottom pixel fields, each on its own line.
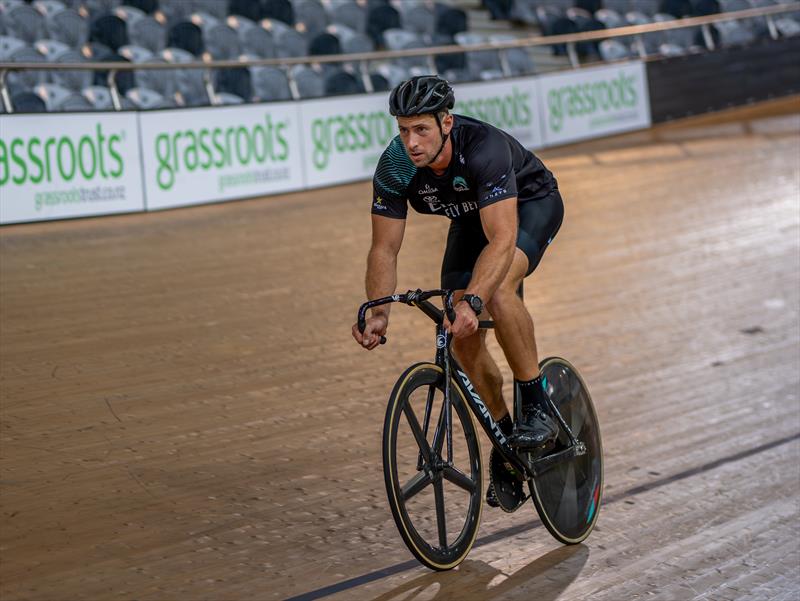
left=357, top=288, right=603, bottom=571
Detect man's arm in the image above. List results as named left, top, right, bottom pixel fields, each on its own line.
left=353, top=214, right=406, bottom=349
left=447, top=197, right=518, bottom=338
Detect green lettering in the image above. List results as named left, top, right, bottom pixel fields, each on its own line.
left=78, top=135, right=97, bottom=180
left=10, top=139, right=27, bottom=185
left=108, top=134, right=123, bottom=178
left=28, top=138, right=44, bottom=184
left=155, top=133, right=173, bottom=190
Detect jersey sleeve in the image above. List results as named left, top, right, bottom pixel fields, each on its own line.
left=372, top=137, right=416, bottom=220
left=469, top=129, right=518, bottom=209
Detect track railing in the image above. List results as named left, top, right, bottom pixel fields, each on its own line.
left=0, top=2, right=797, bottom=112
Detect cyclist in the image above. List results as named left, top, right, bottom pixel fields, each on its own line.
left=351, top=75, right=564, bottom=506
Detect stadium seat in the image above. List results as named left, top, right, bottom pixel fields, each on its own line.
left=38, top=3, right=88, bottom=48
left=261, top=0, right=293, bottom=25
left=1, top=36, right=47, bottom=92
left=454, top=32, right=502, bottom=80
left=373, top=62, right=408, bottom=88
left=11, top=90, right=47, bottom=112
left=289, top=63, right=325, bottom=98
left=1, top=1, right=45, bottom=44
left=534, top=5, right=563, bottom=35
left=126, top=86, right=174, bottom=108
left=483, top=0, right=513, bottom=21
left=382, top=28, right=427, bottom=69
left=114, top=5, right=165, bottom=52
left=216, top=91, right=244, bottom=104
left=659, top=0, right=693, bottom=17
left=715, top=19, right=756, bottom=44
left=34, top=38, right=91, bottom=91
left=329, top=23, right=374, bottom=54
left=488, top=33, right=535, bottom=76
left=119, top=43, right=171, bottom=96
left=197, top=15, right=241, bottom=59
left=122, top=0, right=159, bottom=14
left=599, top=38, right=632, bottom=60
left=161, top=46, right=208, bottom=105
left=190, top=0, right=226, bottom=20
left=294, top=0, right=328, bottom=36
left=251, top=65, right=291, bottom=101
left=369, top=71, right=389, bottom=92
left=366, top=3, right=400, bottom=45
left=228, top=0, right=261, bottom=22
left=89, top=13, right=129, bottom=51
left=658, top=41, right=687, bottom=55
left=227, top=15, right=275, bottom=57
left=595, top=8, right=625, bottom=29
left=549, top=16, right=578, bottom=55
left=508, top=0, right=538, bottom=26
left=397, top=1, right=435, bottom=35
left=166, top=19, right=203, bottom=55
left=308, top=31, right=341, bottom=55
left=654, top=12, right=697, bottom=48
left=328, top=0, right=365, bottom=33
left=775, top=16, right=800, bottom=37
left=324, top=68, right=363, bottom=95
left=215, top=65, right=252, bottom=100
left=33, top=82, right=93, bottom=111
left=262, top=18, right=306, bottom=57
left=434, top=6, right=467, bottom=37
left=82, top=84, right=115, bottom=109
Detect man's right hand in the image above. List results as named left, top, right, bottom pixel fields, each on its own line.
left=352, top=314, right=388, bottom=350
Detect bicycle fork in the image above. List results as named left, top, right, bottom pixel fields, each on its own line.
left=416, top=324, right=453, bottom=472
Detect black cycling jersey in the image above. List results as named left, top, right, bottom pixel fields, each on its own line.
left=372, top=114, right=557, bottom=221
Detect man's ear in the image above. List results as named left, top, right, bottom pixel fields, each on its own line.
left=441, top=113, right=454, bottom=135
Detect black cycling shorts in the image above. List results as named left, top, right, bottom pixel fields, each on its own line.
left=440, top=188, right=564, bottom=290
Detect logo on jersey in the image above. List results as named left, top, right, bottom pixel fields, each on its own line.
left=373, top=195, right=387, bottom=210
left=452, top=176, right=469, bottom=192
left=423, top=195, right=444, bottom=212
left=459, top=153, right=465, bottom=165
left=487, top=185, right=508, bottom=199
left=418, top=184, right=438, bottom=195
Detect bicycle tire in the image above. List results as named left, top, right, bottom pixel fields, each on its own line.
left=528, top=357, right=603, bottom=544
left=383, top=362, right=483, bottom=570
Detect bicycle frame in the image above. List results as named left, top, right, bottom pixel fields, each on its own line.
left=358, top=289, right=586, bottom=480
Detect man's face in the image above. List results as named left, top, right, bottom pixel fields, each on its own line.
left=397, top=114, right=451, bottom=167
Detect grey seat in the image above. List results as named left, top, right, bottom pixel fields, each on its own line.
left=263, top=19, right=306, bottom=57
left=2, top=39, right=47, bottom=93
left=714, top=19, right=756, bottom=45
left=294, top=0, right=328, bottom=36
left=250, top=65, right=291, bottom=101
left=509, top=0, right=539, bottom=25
left=289, top=63, right=325, bottom=98
left=382, top=28, right=427, bottom=69
left=595, top=8, right=624, bottom=29
left=11, top=90, right=47, bottom=112
left=398, top=1, right=435, bottom=35
left=33, top=82, right=93, bottom=111
left=775, top=16, right=800, bottom=37
left=488, top=33, right=535, bottom=76
left=658, top=42, right=686, bottom=55
left=35, top=38, right=92, bottom=91
left=1, top=1, right=45, bottom=43
left=329, top=1, right=366, bottom=33
left=126, top=86, right=175, bottom=108
left=599, top=38, right=632, bottom=61
left=227, top=15, right=275, bottom=57
left=373, top=63, right=408, bottom=88
left=188, top=0, right=226, bottom=20
left=161, top=46, right=209, bottom=106
left=82, top=84, right=114, bottom=109
left=119, top=44, right=172, bottom=96
left=654, top=12, right=696, bottom=48
left=455, top=32, right=502, bottom=80
left=329, top=23, right=373, bottom=55
left=191, top=12, right=241, bottom=59
left=40, top=3, right=88, bottom=48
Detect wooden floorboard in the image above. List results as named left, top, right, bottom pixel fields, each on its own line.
left=1, top=97, right=798, bottom=601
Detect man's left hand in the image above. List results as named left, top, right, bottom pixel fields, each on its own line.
left=445, top=300, right=479, bottom=339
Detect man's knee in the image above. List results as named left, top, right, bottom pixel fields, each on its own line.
left=486, top=285, right=525, bottom=319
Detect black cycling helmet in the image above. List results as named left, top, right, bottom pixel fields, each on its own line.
left=389, top=75, right=455, bottom=117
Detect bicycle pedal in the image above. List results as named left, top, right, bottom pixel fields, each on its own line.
left=489, top=448, right=526, bottom=513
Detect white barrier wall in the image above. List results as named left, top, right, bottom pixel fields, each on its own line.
left=537, top=62, right=651, bottom=146
left=138, top=102, right=304, bottom=210
left=0, top=62, right=652, bottom=224
left=0, top=112, right=144, bottom=224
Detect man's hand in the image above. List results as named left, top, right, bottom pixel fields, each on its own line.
left=352, top=314, right=388, bottom=350
left=444, top=301, right=479, bottom=339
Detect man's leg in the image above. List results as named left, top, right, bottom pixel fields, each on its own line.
left=488, top=249, right=558, bottom=451
left=450, top=292, right=509, bottom=422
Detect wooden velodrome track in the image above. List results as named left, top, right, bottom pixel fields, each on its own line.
left=1, top=97, right=798, bottom=601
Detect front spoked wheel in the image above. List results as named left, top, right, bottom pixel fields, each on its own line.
left=529, top=357, right=603, bottom=544
left=383, top=362, right=482, bottom=571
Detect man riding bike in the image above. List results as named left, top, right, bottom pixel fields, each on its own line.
left=351, top=75, right=564, bottom=507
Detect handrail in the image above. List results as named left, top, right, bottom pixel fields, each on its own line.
left=0, top=3, right=796, bottom=111
left=0, top=3, right=796, bottom=71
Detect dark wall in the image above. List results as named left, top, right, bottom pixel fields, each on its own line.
left=647, top=37, right=800, bottom=123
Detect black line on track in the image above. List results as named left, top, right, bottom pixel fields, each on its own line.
left=284, top=431, right=800, bottom=601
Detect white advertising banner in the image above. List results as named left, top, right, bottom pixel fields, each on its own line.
left=138, top=102, right=304, bottom=210
left=453, top=77, right=544, bottom=150
left=0, top=112, right=145, bottom=224
left=537, top=61, right=651, bottom=146
left=299, top=93, right=393, bottom=189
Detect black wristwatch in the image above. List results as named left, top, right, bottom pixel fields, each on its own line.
left=461, top=294, right=484, bottom=316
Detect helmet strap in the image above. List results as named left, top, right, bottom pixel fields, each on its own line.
left=424, top=113, right=449, bottom=168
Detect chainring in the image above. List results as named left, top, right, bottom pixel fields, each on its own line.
left=489, top=447, right=527, bottom=513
